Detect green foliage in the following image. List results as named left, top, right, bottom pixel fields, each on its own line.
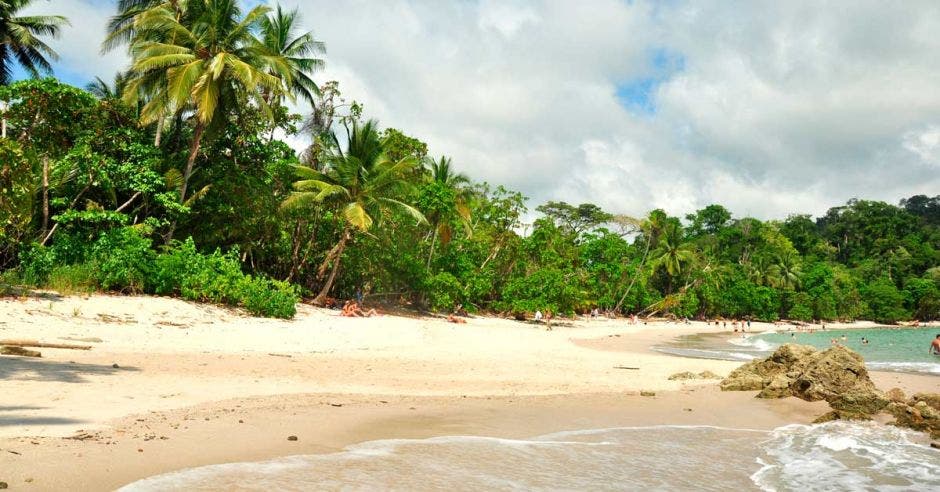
left=152, top=238, right=297, bottom=318
left=90, top=227, right=154, bottom=292
left=788, top=292, right=815, bottom=321
left=17, top=243, right=55, bottom=286
left=860, top=278, right=910, bottom=324
left=426, top=272, right=463, bottom=312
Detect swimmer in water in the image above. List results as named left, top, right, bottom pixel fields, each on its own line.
left=861, top=337, right=869, bottom=345
left=930, top=334, right=940, bottom=356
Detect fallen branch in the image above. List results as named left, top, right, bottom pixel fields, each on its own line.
left=613, top=366, right=640, bottom=370
left=0, top=340, right=92, bottom=350
left=1, top=346, right=42, bottom=357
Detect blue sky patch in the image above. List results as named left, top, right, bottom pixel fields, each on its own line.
left=616, top=47, right=685, bottom=115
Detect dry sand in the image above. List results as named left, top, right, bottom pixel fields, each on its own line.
left=0, top=294, right=934, bottom=490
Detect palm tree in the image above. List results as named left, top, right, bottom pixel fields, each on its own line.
left=613, top=209, right=668, bottom=313
left=120, top=0, right=288, bottom=240
left=770, top=250, right=802, bottom=290
left=85, top=72, right=131, bottom=100
left=257, top=5, right=324, bottom=106
left=0, top=0, right=68, bottom=85
left=1, top=0, right=67, bottom=138
left=423, top=156, right=472, bottom=268
left=649, top=221, right=696, bottom=294
left=283, top=119, right=426, bottom=304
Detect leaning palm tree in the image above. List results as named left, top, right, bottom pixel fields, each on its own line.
left=422, top=156, right=472, bottom=268
left=613, top=209, right=668, bottom=313
left=121, top=0, right=286, bottom=240
left=0, top=0, right=68, bottom=85
left=282, top=119, right=426, bottom=304
left=257, top=5, right=324, bottom=106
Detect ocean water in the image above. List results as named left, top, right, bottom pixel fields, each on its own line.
left=656, top=327, right=940, bottom=375
left=120, top=422, right=940, bottom=491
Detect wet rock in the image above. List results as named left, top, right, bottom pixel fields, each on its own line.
left=287, top=435, right=298, bottom=441
left=697, top=370, right=722, bottom=379
left=112, top=363, right=120, bottom=369
left=931, top=441, right=940, bottom=449
left=885, top=388, right=906, bottom=403
left=886, top=394, right=940, bottom=439
left=668, top=371, right=698, bottom=381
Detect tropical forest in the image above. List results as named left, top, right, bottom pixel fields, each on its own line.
left=1, top=0, right=938, bottom=324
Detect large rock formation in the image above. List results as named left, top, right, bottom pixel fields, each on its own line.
left=721, top=344, right=886, bottom=419
left=721, top=343, right=940, bottom=439
left=721, top=344, right=879, bottom=399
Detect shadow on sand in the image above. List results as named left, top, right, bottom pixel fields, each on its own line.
left=0, top=356, right=139, bottom=383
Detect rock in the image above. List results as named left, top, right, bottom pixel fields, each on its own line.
left=668, top=371, right=698, bottom=381
left=790, top=345, right=876, bottom=402
left=640, top=390, right=656, bottom=397
left=911, top=393, right=940, bottom=412
left=886, top=394, right=940, bottom=439
left=697, top=370, right=721, bottom=379
left=720, top=344, right=817, bottom=392
left=931, top=441, right=940, bottom=449
left=720, top=373, right=765, bottom=391
left=287, top=435, right=298, bottom=441
left=885, top=388, right=906, bottom=403
left=1, top=346, right=41, bottom=357
left=757, top=373, right=794, bottom=399
left=112, top=363, right=120, bottom=369
left=0, top=481, right=7, bottom=489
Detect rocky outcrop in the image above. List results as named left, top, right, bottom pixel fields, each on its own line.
left=668, top=370, right=723, bottom=381
left=721, top=344, right=886, bottom=419
left=887, top=393, right=940, bottom=439
left=721, top=344, right=879, bottom=401
left=721, top=343, right=939, bottom=440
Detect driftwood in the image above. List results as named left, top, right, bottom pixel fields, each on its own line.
left=1, top=346, right=41, bottom=357
left=0, top=339, right=92, bottom=350
left=613, top=366, right=640, bottom=370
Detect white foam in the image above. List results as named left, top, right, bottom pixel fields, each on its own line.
left=868, top=361, right=940, bottom=374
left=751, top=421, right=940, bottom=491
left=728, top=335, right=775, bottom=352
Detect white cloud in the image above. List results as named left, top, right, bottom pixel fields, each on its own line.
left=36, top=0, right=940, bottom=220
left=24, top=0, right=129, bottom=84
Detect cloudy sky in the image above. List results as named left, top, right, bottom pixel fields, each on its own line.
left=21, top=0, right=940, bottom=220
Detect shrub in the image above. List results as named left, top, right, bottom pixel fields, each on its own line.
left=90, top=227, right=154, bottom=292
left=18, top=243, right=56, bottom=286
left=426, top=272, right=463, bottom=312
left=788, top=292, right=814, bottom=321
left=152, top=238, right=298, bottom=318
left=46, top=263, right=98, bottom=294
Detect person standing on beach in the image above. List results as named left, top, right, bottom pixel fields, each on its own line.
left=930, top=334, right=940, bottom=355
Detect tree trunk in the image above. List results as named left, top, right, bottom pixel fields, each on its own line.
left=426, top=227, right=438, bottom=270
left=41, top=157, right=50, bottom=234
left=614, top=236, right=651, bottom=314
left=312, top=229, right=351, bottom=305
left=166, top=121, right=206, bottom=244
left=179, top=121, right=205, bottom=204
left=154, top=117, right=164, bottom=147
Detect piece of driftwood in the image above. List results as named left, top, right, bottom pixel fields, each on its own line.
left=1, top=346, right=41, bottom=357
left=0, top=339, right=91, bottom=350
left=613, top=366, right=640, bottom=370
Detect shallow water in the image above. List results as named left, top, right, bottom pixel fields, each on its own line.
left=656, top=327, right=940, bottom=375
left=120, top=422, right=940, bottom=491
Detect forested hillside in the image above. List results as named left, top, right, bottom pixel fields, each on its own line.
left=1, top=1, right=938, bottom=322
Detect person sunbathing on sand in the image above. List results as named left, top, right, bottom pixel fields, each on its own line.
left=447, top=314, right=466, bottom=324
left=342, top=300, right=377, bottom=317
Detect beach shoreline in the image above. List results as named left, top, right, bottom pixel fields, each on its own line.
left=0, top=294, right=936, bottom=491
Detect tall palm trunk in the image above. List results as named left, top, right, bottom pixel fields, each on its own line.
left=166, top=121, right=206, bottom=243
left=154, top=117, right=164, bottom=147
left=313, top=228, right=351, bottom=304
left=41, top=157, right=50, bottom=234
left=613, top=236, right=651, bottom=314
left=426, top=227, right=438, bottom=269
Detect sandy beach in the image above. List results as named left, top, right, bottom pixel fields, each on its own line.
left=0, top=294, right=935, bottom=490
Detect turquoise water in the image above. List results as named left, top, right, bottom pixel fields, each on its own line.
left=120, top=423, right=940, bottom=491
left=657, top=327, right=940, bottom=375
left=742, top=327, right=940, bottom=374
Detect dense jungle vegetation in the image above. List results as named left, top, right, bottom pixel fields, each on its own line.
left=1, top=1, right=938, bottom=322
